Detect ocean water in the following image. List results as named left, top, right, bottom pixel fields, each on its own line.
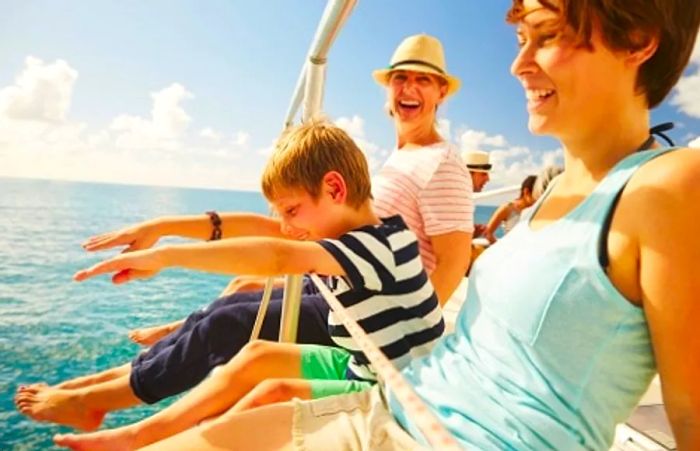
left=0, top=177, right=496, bottom=450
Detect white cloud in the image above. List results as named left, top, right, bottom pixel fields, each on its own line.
left=110, top=83, right=193, bottom=150
left=0, top=57, right=569, bottom=195
left=0, top=58, right=265, bottom=190
left=232, top=131, right=250, bottom=146
left=334, top=115, right=390, bottom=173
left=458, top=129, right=507, bottom=150
left=671, top=34, right=700, bottom=118
left=456, top=127, right=562, bottom=190
left=436, top=118, right=451, bottom=141
left=200, top=127, right=221, bottom=141
left=671, top=73, right=700, bottom=118
left=689, top=136, right=700, bottom=148
left=0, top=56, right=78, bottom=122
left=691, top=33, right=700, bottom=65
left=335, top=115, right=365, bottom=137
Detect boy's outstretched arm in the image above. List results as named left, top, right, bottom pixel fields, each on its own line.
left=81, top=213, right=285, bottom=254
left=74, top=237, right=344, bottom=284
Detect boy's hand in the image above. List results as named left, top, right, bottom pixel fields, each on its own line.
left=73, top=248, right=166, bottom=284
left=81, top=221, right=161, bottom=254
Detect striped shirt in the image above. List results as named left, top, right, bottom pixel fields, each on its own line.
left=372, top=142, right=474, bottom=273
left=318, top=215, right=444, bottom=381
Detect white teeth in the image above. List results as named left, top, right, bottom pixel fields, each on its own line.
left=525, top=89, right=554, bottom=100
left=399, top=100, right=420, bottom=107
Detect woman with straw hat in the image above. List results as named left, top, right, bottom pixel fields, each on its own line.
left=21, top=34, right=475, bottom=441
left=370, top=33, right=472, bottom=301
left=56, top=0, right=700, bottom=449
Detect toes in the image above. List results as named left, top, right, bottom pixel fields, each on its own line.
left=53, top=433, right=75, bottom=447
left=17, top=385, right=41, bottom=395
left=15, top=391, right=37, bottom=404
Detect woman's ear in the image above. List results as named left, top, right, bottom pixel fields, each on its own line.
left=323, top=171, right=348, bottom=204
left=437, top=82, right=448, bottom=104
left=626, top=31, right=659, bottom=67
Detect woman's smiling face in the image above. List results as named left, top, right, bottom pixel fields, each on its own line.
left=386, top=70, right=447, bottom=127
left=509, top=0, right=632, bottom=140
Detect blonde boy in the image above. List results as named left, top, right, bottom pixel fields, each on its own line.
left=49, top=122, right=443, bottom=448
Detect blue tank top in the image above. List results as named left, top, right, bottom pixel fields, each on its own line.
left=389, top=148, right=675, bottom=450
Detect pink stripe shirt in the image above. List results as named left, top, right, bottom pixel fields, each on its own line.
left=372, top=142, right=474, bottom=273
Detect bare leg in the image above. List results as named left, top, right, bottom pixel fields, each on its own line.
left=15, top=374, right=141, bottom=431
left=51, top=340, right=305, bottom=449
left=55, top=402, right=296, bottom=451
left=18, top=363, right=132, bottom=393
left=129, top=320, right=184, bottom=346
left=231, top=378, right=312, bottom=413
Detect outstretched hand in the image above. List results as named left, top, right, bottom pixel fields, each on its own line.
left=73, top=248, right=165, bottom=284
left=81, top=222, right=160, bottom=254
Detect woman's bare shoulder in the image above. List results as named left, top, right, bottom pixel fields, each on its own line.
left=621, top=147, right=700, bottom=237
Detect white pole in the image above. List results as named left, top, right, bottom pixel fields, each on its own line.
left=278, top=0, right=357, bottom=343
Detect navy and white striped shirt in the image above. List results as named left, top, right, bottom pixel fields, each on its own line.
left=318, top=215, right=444, bottom=381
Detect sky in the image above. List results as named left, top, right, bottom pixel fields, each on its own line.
left=1, top=0, right=699, bottom=195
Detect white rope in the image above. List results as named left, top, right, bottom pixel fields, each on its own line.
left=249, top=277, right=277, bottom=340
left=309, top=274, right=463, bottom=450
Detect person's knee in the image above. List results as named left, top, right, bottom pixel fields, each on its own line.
left=252, top=379, right=301, bottom=404
left=240, top=340, right=278, bottom=363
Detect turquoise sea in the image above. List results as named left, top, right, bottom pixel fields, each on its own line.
left=0, top=177, right=496, bottom=450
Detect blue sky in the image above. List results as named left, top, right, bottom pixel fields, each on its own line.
left=1, top=0, right=699, bottom=192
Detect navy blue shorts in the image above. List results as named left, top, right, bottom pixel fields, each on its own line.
left=130, top=279, right=332, bottom=404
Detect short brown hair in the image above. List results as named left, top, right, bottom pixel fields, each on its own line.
left=507, top=0, right=700, bottom=108
left=261, top=122, right=372, bottom=208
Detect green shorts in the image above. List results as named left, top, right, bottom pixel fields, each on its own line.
left=299, top=344, right=374, bottom=399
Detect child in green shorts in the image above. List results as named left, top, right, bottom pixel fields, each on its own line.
left=56, top=122, right=444, bottom=449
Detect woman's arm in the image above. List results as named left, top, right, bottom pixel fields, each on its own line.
left=632, top=149, right=700, bottom=449
left=429, top=231, right=472, bottom=306
left=483, top=203, right=511, bottom=244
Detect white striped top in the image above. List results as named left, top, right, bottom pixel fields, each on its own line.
left=318, top=215, right=444, bottom=381
left=372, top=142, right=474, bottom=273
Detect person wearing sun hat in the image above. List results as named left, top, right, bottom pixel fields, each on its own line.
left=372, top=33, right=461, bottom=97
left=461, top=149, right=492, bottom=193
left=370, top=33, right=474, bottom=300
left=461, top=150, right=492, bottom=249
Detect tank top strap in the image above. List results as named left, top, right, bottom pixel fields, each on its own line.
left=567, top=147, right=679, bottom=225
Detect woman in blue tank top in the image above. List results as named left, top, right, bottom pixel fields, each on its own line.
left=49, top=1, right=700, bottom=450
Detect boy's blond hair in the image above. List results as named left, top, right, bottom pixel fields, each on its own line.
left=261, top=122, right=372, bottom=208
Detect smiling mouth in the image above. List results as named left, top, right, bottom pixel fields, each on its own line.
left=397, top=99, right=421, bottom=113
left=525, top=88, right=555, bottom=110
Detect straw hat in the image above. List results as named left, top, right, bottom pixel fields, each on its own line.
left=462, top=150, right=492, bottom=173
left=373, top=34, right=461, bottom=97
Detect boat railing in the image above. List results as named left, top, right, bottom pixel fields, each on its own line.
left=474, top=184, right=520, bottom=202
left=250, top=0, right=357, bottom=344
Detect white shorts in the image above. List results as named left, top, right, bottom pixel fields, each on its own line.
left=291, top=385, right=427, bottom=451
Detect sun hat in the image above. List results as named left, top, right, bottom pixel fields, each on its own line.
left=372, top=34, right=461, bottom=97
left=462, top=150, right=492, bottom=173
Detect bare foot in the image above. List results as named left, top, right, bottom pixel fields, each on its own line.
left=17, top=382, right=49, bottom=392
left=14, top=386, right=105, bottom=431
left=128, top=324, right=176, bottom=346
left=54, top=427, right=137, bottom=451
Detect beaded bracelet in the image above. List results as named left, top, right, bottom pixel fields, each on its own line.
left=206, top=211, right=222, bottom=241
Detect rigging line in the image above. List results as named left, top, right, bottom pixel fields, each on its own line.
left=309, top=273, right=463, bottom=451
